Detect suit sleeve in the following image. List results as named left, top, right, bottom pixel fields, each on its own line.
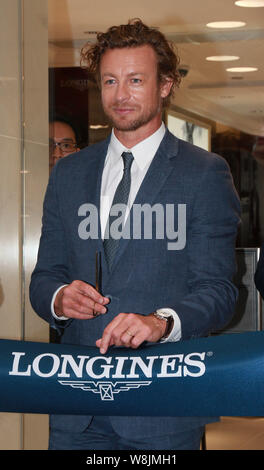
left=255, top=244, right=264, bottom=299
left=173, top=154, right=241, bottom=340
left=29, top=164, right=71, bottom=330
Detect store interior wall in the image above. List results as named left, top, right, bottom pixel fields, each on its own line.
left=0, top=0, right=264, bottom=450
left=0, top=0, right=49, bottom=450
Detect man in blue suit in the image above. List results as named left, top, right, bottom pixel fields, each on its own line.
left=30, top=19, right=240, bottom=450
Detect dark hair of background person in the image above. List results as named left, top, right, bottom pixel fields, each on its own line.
left=80, top=18, right=181, bottom=107
left=49, top=112, right=82, bottom=146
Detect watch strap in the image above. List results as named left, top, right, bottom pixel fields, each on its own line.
left=153, top=310, right=174, bottom=340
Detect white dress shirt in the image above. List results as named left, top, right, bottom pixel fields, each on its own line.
left=100, top=123, right=165, bottom=236
left=52, top=123, right=181, bottom=342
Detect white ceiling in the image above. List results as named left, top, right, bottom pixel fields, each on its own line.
left=48, top=0, right=264, bottom=136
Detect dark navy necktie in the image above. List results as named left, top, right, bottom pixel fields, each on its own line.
left=103, top=151, right=134, bottom=270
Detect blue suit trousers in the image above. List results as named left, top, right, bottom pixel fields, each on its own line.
left=49, top=416, right=204, bottom=450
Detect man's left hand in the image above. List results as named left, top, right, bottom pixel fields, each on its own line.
left=96, top=312, right=166, bottom=354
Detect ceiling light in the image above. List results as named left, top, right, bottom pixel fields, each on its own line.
left=235, top=1, right=264, bottom=7
left=226, top=67, right=258, bottom=72
left=206, top=55, right=240, bottom=61
left=89, top=124, right=109, bottom=129
left=206, top=21, right=246, bottom=28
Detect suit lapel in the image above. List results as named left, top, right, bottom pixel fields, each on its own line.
left=82, top=138, right=110, bottom=279
left=109, top=130, right=180, bottom=271
left=133, top=130, right=180, bottom=207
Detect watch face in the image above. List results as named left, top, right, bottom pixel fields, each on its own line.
left=155, top=311, right=170, bottom=320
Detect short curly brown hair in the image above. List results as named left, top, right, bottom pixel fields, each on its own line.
left=81, top=18, right=181, bottom=107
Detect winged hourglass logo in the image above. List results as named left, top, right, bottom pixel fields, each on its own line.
left=58, top=380, right=152, bottom=401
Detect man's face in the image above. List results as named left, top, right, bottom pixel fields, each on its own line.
left=100, top=45, right=172, bottom=138
left=49, top=121, right=79, bottom=169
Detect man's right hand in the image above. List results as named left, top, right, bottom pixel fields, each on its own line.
left=54, top=280, right=110, bottom=319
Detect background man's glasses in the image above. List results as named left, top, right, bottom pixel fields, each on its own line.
left=49, top=140, right=78, bottom=154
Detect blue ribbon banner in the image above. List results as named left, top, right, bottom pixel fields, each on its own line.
left=1, top=331, right=264, bottom=416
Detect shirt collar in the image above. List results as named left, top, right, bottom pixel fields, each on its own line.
left=107, top=122, right=166, bottom=170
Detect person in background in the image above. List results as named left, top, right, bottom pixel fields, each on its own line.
left=30, top=19, right=240, bottom=451
left=49, top=115, right=80, bottom=171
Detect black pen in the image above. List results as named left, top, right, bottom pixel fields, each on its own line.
left=95, top=251, right=101, bottom=293
left=94, top=251, right=101, bottom=317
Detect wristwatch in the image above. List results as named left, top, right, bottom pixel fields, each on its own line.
left=153, top=309, right=174, bottom=340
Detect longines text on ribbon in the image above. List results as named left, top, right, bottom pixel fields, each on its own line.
left=9, top=350, right=206, bottom=379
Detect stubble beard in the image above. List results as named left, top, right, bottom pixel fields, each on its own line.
left=103, top=99, right=162, bottom=133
